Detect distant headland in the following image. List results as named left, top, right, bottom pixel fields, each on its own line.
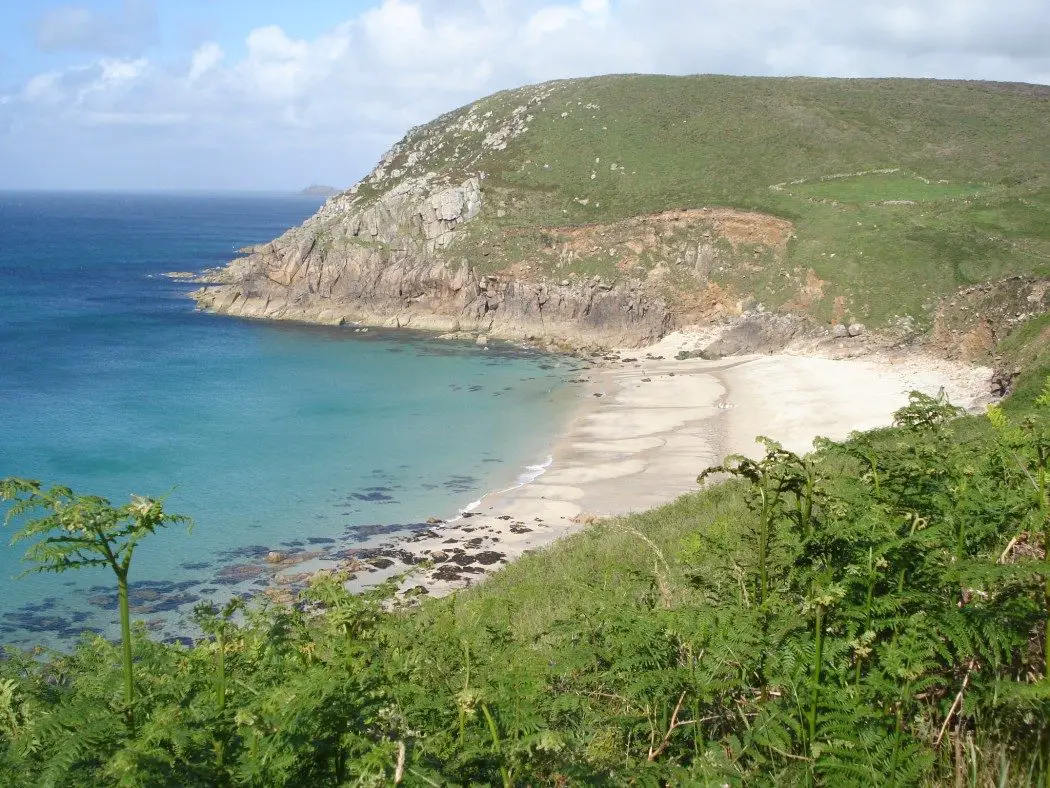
left=299, top=184, right=340, bottom=196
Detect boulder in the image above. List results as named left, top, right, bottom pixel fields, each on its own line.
left=276, top=571, right=311, bottom=585
left=217, top=563, right=267, bottom=580
left=990, top=369, right=1019, bottom=398
left=831, top=323, right=849, bottom=339
left=265, top=551, right=285, bottom=564
left=700, top=313, right=805, bottom=358
left=263, top=587, right=295, bottom=605
left=475, top=334, right=488, bottom=346
left=848, top=323, right=865, bottom=337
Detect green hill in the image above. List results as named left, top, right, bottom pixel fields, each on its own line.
left=201, top=75, right=1050, bottom=357
left=367, top=75, right=1050, bottom=325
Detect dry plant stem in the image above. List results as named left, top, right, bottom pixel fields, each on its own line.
left=609, top=522, right=672, bottom=577
left=610, top=522, right=674, bottom=608
left=766, top=745, right=814, bottom=762
left=934, top=661, right=975, bottom=749
left=647, top=691, right=696, bottom=762
left=394, top=742, right=405, bottom=784
left=997, top=535, right=1019, bottom=564
left=573, top=690, right=636, bottom=708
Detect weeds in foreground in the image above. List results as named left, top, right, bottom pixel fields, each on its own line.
left=1, top=387, right=1050, bottom=784
left=0, top=481, right=188, bottom=733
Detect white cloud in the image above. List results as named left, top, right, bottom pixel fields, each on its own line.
left=97, top=58, right=148, bottom=84
left=3, top=0, right=1049, bottom=189
left=23, top=72, right=64, bottom=105
left=524, top=0, right=609, bottom=44
left=20, top=58, right=149, bottom=110
left=234, top=25, right=353, bottom=103
left=188, top=43, right=224, bottom=82
left=524, top=6, right=577, bottom=41
left=361, top=0, right=429, bottom=62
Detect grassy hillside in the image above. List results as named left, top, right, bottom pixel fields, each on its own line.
left=359, top=75, right=1050, bottom=329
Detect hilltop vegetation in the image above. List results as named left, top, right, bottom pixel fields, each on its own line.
left=353, top=75, right=1050, bottom=328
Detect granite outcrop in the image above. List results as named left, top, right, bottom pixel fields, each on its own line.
left=194, top=165, right=689, bottom=347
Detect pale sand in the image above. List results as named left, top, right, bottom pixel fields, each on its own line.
left=279, top=335, right=994, bottom=597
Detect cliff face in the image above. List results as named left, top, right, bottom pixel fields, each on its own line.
left=194, top=217, right=674, bottom=348
left=194, top=174, right=679, bottom=346
left=193, top=80, right=792, bottom=348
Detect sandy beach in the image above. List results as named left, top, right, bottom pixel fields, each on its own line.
left=277, top=333, right=994, bottom=597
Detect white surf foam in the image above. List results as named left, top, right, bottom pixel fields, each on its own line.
left=451, top=454, right=555, bottom=520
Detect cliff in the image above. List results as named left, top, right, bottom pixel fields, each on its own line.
left=194, top=75, right=1050, bottom=352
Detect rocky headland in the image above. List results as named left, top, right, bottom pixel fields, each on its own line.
left=192, top=75, right=1049, bottom=366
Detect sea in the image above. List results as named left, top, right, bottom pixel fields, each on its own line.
left=0, top=192, right=577, bottom=649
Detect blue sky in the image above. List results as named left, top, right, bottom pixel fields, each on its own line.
left=0, top=2, right=372, bottom=83
left=1, top=0, right=1047, bottom=191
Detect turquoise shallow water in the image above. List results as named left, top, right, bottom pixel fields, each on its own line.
left=0, top=192, right=575, bottom=648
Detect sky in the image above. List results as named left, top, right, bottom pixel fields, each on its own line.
left=0, top=0, right=1047, bottom=191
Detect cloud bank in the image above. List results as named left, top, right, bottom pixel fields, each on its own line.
left=2, top=0, right=1048, bottom=189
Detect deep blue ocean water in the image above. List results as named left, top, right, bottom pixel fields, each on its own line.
left=0, top=192, right=574, bottom=648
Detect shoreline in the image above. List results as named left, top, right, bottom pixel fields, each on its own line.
left=278, top=331, right=995, bottom=599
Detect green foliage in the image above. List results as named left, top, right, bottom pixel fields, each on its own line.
left=0, top=480, right=189, bottom=732
left=0, top=480, right=185, bottom=578
left=4, top=386, right=1050, bottom=784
